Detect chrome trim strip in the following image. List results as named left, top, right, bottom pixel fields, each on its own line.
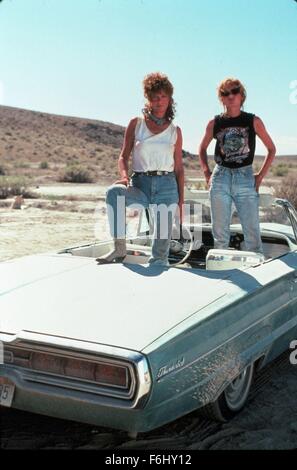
left=20, top=370, right=134, bottom=400
left=1, top=330, right=141, bottom=361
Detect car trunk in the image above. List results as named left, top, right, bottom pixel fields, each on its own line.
left=0, top=254, right=234, bottom=351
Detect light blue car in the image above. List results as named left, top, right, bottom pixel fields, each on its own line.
left=1, top=193, right=297, bottom=434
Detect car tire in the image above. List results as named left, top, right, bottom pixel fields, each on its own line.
left=200, top=363, right=254, bottom=422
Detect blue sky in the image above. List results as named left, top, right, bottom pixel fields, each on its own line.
left=0, top=0, right=296, bottom=155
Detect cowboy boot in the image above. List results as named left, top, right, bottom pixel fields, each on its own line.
left=96, top=239, right=127, bottom=264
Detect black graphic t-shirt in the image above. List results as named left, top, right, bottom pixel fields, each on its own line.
left=213, top=112, right=256, bottom=168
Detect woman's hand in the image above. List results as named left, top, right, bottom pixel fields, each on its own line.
left=254, top=173, right=263, bottom=192
left=177, top=200, right=184, bottom=224
left=114, top=176, right=130, bottom=186
left=205, top=172, right=212, bottom=189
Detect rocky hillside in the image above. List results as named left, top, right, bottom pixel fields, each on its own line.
left=0, top=105, right=128, bottom=183
left=0, top=105, right=198, bottom=185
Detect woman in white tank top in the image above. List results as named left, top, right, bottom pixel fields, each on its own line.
left=97, top=72, right=184, bottom=266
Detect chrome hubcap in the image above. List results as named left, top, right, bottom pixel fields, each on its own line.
left=224, top=365, right=253, bottom=411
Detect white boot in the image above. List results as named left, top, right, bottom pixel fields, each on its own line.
left=96, top=239, right=127, bottom=264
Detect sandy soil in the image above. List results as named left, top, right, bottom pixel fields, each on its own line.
left=0, top=184, right=109, bottom=261
left=0, top=184, right=297, bottom=450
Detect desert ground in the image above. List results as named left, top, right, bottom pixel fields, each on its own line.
left=0, top=183, right=109, bottom=261
left=0, top=105, right=297, bottom=450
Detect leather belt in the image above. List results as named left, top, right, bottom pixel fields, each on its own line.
left=133, top=171, right=174, bottom=176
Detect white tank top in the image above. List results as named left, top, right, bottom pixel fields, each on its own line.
left=132, top=118, right=177, bottom=172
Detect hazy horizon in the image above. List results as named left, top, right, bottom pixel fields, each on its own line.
left=0, top=0, right=296, bottom=155
left=1, top=102, right=296, bottom=158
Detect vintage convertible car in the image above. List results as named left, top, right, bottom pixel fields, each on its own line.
left=1, top=191, right=297, bottom=434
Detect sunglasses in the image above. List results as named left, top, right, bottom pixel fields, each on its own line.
left=220, top=86, right=241, bottom=97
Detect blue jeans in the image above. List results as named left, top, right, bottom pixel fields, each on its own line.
left=210, top=164, right=263, bottom=253
left=105, top=173, right=179, bottom=265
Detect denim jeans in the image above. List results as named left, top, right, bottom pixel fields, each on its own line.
left=209, top=164, right=263, bottom=253
left=105, top=173, right=179, bottom=265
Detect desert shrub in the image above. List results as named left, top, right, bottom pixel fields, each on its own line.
left=59, top=165, right=94, bottom=183
left=275, top=175, right=297, bottom=209
left=0, top=176, right=30, bottom=199
left=0, top=164, right=6, bottom=175
left=272, top=164, right=289, bottom=177
left=15, top=161, right=30, bottom=169
left=39, top=161, right=49, bottom=169
left=100, top=161, right=109, bottom=172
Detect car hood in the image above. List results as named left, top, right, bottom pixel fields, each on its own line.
left=0, top=254, right=262, bottom=351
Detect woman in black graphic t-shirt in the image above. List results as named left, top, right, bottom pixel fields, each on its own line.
left=199, top=78, right=276, bottom=253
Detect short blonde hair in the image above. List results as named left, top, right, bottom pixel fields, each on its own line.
left=217, top=78, right=247, bottom=106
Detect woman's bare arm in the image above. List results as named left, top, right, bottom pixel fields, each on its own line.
left=199, top=119, right=215, bottom=186
left=254, top=116, right=276, bottom=191
left=116, top=118, right=138, bottom=185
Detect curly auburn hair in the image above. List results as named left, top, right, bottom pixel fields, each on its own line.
left=217, top=77, right=247, bottom=107
left=142, top=72, right=176, bottom=121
